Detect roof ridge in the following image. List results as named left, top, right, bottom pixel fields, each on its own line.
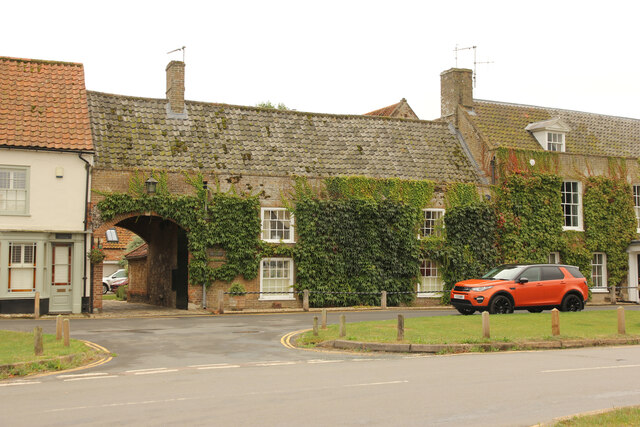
left=87, top=91, right=443, bottom=125
left=0, top=56, right=83, bottom=67
left=475, top=99, right=640, bottom=122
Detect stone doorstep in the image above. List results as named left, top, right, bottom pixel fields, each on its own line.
left=326, top=337, right=640, bottom=354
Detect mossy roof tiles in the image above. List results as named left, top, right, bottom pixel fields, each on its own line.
left=87, top=91, right=481, bottom=183
left=467, top=100, right=640, bottom=157
left=0, top=56, right=93, bottom=151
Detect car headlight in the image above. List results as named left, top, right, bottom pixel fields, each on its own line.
left=471, top=286, right=493, bottom=292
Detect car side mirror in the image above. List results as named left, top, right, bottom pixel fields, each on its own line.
left=518, top=278, right=529, bottom=284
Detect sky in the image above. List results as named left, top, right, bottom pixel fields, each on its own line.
left=3, top=0, right=639, bottom=120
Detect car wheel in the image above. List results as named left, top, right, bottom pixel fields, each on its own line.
left=456, top=307, right=475, bottom=315
left=102, top=284, right=109, bottom=295
left=561, top=294, right=583, bottom=312
left=527, top=308, right=544, bottom=313
left=489, top=295, right=514, bottom=314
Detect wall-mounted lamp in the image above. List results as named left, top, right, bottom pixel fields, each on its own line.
left=145, top=177, right=158, bottom=195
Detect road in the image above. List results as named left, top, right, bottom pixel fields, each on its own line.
left=1, top=308, right=640, bottom=426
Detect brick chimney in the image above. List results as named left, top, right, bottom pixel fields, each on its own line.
left=440, top=68, right=473, bottom=125
left=166, top=61, right=186, bottom=117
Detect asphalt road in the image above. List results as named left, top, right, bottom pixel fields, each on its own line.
left=1, top=307, right=640, bottom=426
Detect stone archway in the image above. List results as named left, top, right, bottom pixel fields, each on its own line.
left=92, top=213, right=189, bottom=312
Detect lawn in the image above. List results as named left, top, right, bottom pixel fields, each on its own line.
left=298, top=310, right=640, bottom=346
left=0, top=330, right=101, bottom=379
left=555, top=405, right=640, bottom=426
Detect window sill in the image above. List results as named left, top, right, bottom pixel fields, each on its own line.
left=591, top=287, right=609, bottom=293
left=0, top=212, right=31, bottom=217
left=562, top=226, right=583, bottom=232
left=261, top=239, right=296, bottom=244
left=259, top=296, right=295, bottom=301
left=417, top=292, right=443, bottom=298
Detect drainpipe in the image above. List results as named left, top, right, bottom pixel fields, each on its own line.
left=202, top=180, right=208, bottom=309
left=78, top=153, right=92, bottom=312
left=490, top=156, right=496, bottom=185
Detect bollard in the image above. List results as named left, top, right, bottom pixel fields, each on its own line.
left=551, top=308, right=560, bottom=336
left=618, top=306, right=626, bottom=335
left=397, top=314, right=404, bottom=341
left=482, top=311, right=490, bottom=339
left=339, top=314, right=346, bottom=337
left=321, top=309, right=327, bottom=330
left=56, top=315, right=63, bottom=340
left=63, top=319, right=70, bottom=347
left=381, top=291, right=387, bottom=310
left=34, top=327, right=43, bottom=356
left=303, top=290, right=309, bottom=312
left=610, top=286, right=617, bottom=305
left=217, top=290, right=225, bottom=314
left=313, top=316, right=319, bottom=336
left=34, top=291, right=40, bottom=319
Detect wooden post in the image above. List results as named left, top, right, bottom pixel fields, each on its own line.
left=339, top=314, right=346, bottom=337
left=56, top=315, right=63, bottom=340
left=63, top=319, right=70, bottom=347
left=397, top=314, right=404, bottom=341
left=321, top=309, right=327, bottom=329
left=303, top=290, right=309, bottom=312
left=381, top=291, right=387, bottom=310
left=482, top=311, right=490, bottom=339
left=34, top=327, right=43, bottom=356
left=313, top=316, right=319, bottom=336
left=34, top=291, right=40, bottom=319
left=551, top=308, right=560, bottom=336
left=217, top=290, right=225, bottom=314
left=618, top=306, right=626, bottom=335
left=610, top=286, right=617, bottom=305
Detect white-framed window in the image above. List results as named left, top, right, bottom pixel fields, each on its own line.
left=591, top=252, right=607, bottom=288
left=261, top=208, right=295, bottom=243
left=561, top=181, right=582, bottom=230
left=420, top=209, right=445, bottom=238
left=547, top=132, right=565, bottom=152
left=259, top=258, right=294, bottom=300
left=418, top=259, right=443, bottom=295
left=105, top=228, right=119, bottom=243
left=548, top=252, right=560, bottom=264
left=8, top=242, right=37, bottom=292
left=0, top=167, right=29, bottom=215
left=634, top=185, right=640, bottom=233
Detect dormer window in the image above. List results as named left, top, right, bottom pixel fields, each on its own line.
left=525, top=118, right=570, bottom=153
left=547, top=132, right=564, bottom=152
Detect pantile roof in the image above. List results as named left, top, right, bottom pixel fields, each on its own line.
left=88, top=92, right=481, bottom=183
left=125, top=243, right=148, bottom=260
left=466, top=100, right=640, bottom=157
left=0, top=57, right=93, bottom=151
left=365, top=98, right=418, bottom=120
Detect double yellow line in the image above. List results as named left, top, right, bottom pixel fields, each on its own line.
left=280, top=329, right=309, bottom=349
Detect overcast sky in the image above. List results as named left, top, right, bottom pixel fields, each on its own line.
left=3, top=0, right=639, bottom=120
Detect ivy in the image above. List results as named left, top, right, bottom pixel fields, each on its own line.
left=325, top=176, right=435, bottom=209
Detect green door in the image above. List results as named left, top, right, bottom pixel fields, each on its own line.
left=50, top=244, right=73, bottom=313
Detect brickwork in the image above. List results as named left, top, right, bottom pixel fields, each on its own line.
left=166, top=61, right=185, bottom=114
left=440, top=68, right=473, bottom=125
left=91, top=260, right=103, bottom=312
left=127, top=257, right=148, bottom=303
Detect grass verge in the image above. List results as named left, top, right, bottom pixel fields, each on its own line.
left=297, top=310, right=640, bottom=347
left=0, top=330, right=104, bottom=379
left=554, top=405, right=640, bottom=426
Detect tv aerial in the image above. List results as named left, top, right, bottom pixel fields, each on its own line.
left=167, top=46, right=186, bottom=62
left=453, top=45, right=493, bottom=87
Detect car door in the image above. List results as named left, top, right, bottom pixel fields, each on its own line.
left=541, top=266, right=567, bottom=304
left=513, top=266, right=543, bottom=307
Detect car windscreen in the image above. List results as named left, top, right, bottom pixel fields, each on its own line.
left=482, top=265, right=525, bottom=280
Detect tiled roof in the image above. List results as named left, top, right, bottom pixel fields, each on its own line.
left=466, top=100, right=640, bottom=157
left=365, top=101, right=403, bottom=117
left=125, top=243, right=148, bottom=260
left=0, top=57, right=93, bottom=151
left=365, top=98, right=418, bottom=120
left=87, top=92, right=481, bottom=183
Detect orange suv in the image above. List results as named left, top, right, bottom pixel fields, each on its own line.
left=450, top=264, right=588, bottom=315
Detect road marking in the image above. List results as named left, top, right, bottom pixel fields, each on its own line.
left=0, top=381, right=41, bottom=387
left=307, top=359, right=343, bottom=364
left=57, top=372, right=110, bottom=379
left=352, top=358, right=377, bottom=362
left=133, top=369, right=179, bottom=375
left=63, top=376, right=119, bottom=382
left=197, top=365, right=240, bottom=370
left=542, top=364, right=640, bottom=373
left=344, top=380, right=409, bottom=387
left=254, top=361, right=297, bottom=367
left=125, top=368, right=168, bottom=373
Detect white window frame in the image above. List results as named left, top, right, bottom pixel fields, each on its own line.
left=591, top=252, right=607, bottom=289
left=419, top=209, right=445, bottom=239
left=634, top=185, right=640, bottom=233
left=261, top=208, right=295, bottom=243
left=548, top=252, right=560, bottom=264
left=105, top=228, right=119, bottom=243
left=8, top=242, right=37, bottom=293
left=418, top=259, right=443, bottom=296
left=546, top=132, right=565, bottom=152
left=259, top=257, right=295, bottom=300
left=0, top=166, right=29, bottom=215
left=561, top=181, right=582, bottom=231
